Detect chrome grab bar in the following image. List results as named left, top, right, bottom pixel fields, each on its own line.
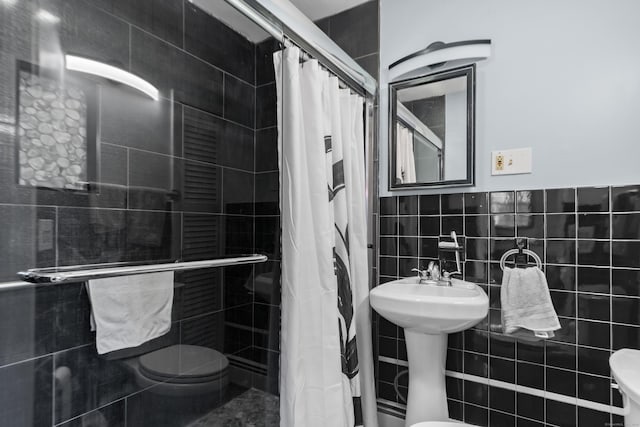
left=15, top=254, right=268, bottom=285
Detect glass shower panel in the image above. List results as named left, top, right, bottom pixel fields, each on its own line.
left=0, top=0, right=281, bottom=425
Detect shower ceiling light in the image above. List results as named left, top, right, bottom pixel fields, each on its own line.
left=65, top=55, right=160, bottom=101
left=36, top=9, right=61, bottom=24
left=389, top=39, right=491, bottom=82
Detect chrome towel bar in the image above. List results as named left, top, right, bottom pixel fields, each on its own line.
left=16, top=254, right=268, bottom=285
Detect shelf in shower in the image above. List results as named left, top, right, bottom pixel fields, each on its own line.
left=16, top=254, right=268, bottom=285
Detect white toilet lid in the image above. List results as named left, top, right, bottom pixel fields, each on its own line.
left=610, top=349, right=640, bottom=404
left=139, top=344, right=229, bottom=384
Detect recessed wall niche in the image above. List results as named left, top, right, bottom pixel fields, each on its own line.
left=15, top=61, right=97, bottom=191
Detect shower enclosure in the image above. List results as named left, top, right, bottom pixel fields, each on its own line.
left=0, top=0, right=376, bottom=425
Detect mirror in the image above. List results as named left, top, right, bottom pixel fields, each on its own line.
left=389, top=65, right=475, bottom=189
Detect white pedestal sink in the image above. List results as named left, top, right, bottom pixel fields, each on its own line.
left=370, top=277, right=488, bottom=426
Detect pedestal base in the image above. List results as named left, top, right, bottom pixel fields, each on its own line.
left=404, top=330, right=448, bottom=427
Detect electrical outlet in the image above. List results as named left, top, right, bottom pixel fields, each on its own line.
left=491, top=148, right=532, bottom=175
left=38, top=219, right=54, bottom=251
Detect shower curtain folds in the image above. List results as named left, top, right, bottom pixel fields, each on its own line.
left=274, top=46, right=377, bottom=427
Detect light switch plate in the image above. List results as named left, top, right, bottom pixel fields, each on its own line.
left=491, top=148, right=532, bottom=175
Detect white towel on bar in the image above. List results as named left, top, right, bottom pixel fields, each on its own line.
left=500, top=266, right=561, bottom=340
left=87, top=271, right=174, bottom=354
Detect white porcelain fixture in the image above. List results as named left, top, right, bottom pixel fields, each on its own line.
left=610, top=349, right=640, bottom=426
left=370, top=277, right=489, bottom=426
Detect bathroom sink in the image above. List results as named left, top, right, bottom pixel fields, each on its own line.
left=371, top=277, right=489, bottom=425
left=370, top=277, right=488, bottom=334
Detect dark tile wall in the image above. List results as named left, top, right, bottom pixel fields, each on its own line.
left=0, top=0, right=280, bottom=425
left=376, top=186, right=640, bottom=426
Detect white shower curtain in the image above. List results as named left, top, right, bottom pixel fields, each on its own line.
left=395, top=123, right=416, bottom=184
left=274, top=46, right=377, bottom=427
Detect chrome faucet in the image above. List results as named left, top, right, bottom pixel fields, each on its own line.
left=411, top=268, right=430, bottom=284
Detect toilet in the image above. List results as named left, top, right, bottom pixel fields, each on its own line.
left=610, top=349, right=640, bottom=426
left=107, top=342, right=229, bottom=424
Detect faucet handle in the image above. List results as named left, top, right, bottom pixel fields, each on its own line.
left=411, top=268, right=428, bottom=279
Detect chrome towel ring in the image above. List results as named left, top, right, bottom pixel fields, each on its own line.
left=499, top=248, right=543, bottom=271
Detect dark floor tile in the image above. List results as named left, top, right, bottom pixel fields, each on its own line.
left=184, top=2, right=255, bottom=83
left=57, top=399, right=125, bottom=427
left=0, top=356, right=52, bottom=427
left=131, top=28, right=224, bottom=114
left=546, top=188, right=576, bottom=213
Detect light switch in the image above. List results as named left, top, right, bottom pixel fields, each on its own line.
left=491, top=148, right=532, bottom=175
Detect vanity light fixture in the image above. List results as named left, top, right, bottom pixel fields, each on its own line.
left=35, top=9, right=61, bottom=24
left=65, top=55, right=160, bottom=101
left=389, top=39, right=491, bottom=82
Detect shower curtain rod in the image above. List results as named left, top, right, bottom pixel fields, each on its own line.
left=13, top=254, right=267, bottom=286
left=223, top=0, right=377, bottom=97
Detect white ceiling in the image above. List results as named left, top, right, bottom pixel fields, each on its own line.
left=192, top=0, right=369, bottom=42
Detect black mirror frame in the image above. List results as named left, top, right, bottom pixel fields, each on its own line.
left=389, top=64, right=476, bottom=190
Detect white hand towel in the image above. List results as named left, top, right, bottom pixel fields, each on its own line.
left=87, top=271, right=174, bottom=354
left=500, top=266, right=561, bottom=339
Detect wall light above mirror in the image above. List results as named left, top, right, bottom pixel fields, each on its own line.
left=388, top=40, right=491, bottom=190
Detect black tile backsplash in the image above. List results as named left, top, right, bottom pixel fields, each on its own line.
left=377, top=185, right=640, bottom=425
left=1, top=0, right=283, bottom=424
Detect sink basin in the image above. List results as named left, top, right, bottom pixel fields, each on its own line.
left=370, top=276, right=488, bottom=334
left=370, top=276, right=489, bottom=425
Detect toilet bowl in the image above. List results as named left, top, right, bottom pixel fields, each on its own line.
left=120, top=344, right=229, bottom=396
left=610, top=349, right=640, bottom=426
left=108, top=342, right=229, bottom=425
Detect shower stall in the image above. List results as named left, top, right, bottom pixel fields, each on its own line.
left=0, top=0, right=376, bottom=425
